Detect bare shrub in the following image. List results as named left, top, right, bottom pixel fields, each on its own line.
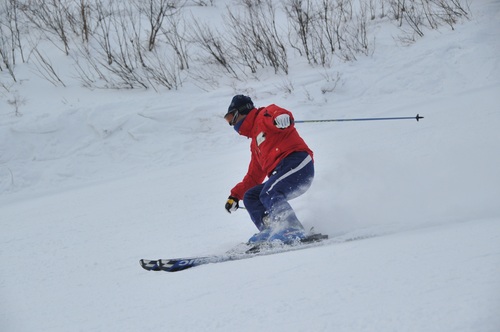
left=1, top=0, right=471, bottom=91
left=224, top=0, right=288, bottom=74
left=161, top=4, right=190, bottom=70
left=0, top=0, right=26, bottom=66
left=133, top=0, right=184, bottom=52
left=72, top=0, right=183, bottom=90
left=388, top=0, right=470, bottom=39
left=285, top=0, right=372, bottom=65
left=284, top=0, right=315, bottom=61
left=30, top=48, right=67, bottom=86
left=7, top=90, right=26, bottom=116
left=191, top=0, right=289, bottom=79
left=21, top=0, right=73, bottom=55
left=190, top=19, right=239, bottom=78
left=0, top=32, right=18, bottom=82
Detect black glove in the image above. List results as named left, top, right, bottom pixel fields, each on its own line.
left=225, top=196, right=239, bottom=213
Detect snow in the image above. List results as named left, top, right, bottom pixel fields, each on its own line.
left=1, top=0, right=500, bottom=331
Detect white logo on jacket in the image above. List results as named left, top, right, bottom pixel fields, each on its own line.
left=256, top=132, right=266, bottom=146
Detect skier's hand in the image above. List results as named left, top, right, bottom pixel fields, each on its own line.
left=274, top=114, right=291, bottom=129
left=225, top=196, right=239, bottom=213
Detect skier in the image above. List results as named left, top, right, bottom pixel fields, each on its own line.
left=224, top=95, right=315, bottom=244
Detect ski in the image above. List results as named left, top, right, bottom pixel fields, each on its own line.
left=140, top=233, right=329, bottom=272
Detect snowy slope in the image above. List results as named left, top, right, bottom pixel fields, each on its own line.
left=1, top=0, right=500, bottom=331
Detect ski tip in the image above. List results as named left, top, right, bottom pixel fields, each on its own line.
left=140, top=259, right=161, bottom=271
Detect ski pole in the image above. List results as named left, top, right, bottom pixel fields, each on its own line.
left=294, top=114, right=423, bottom=123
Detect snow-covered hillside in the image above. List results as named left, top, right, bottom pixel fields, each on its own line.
left=1, top=0, right=499, bottom=331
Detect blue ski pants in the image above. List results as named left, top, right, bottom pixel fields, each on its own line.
left=243, top=151, right=314, bottom=231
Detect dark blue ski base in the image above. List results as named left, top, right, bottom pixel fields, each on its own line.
left=140, top=233, right=328, bottom=272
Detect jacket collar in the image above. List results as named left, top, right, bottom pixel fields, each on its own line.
left=236, top=108, right=259, bottom=137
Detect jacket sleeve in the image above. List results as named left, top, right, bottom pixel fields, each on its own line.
left=263, top=105, right=295, bottom=132
left=230, top=150, right=267, bottom=201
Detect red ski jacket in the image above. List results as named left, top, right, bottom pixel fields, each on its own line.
left=230, top=104, right=313, bottom=200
